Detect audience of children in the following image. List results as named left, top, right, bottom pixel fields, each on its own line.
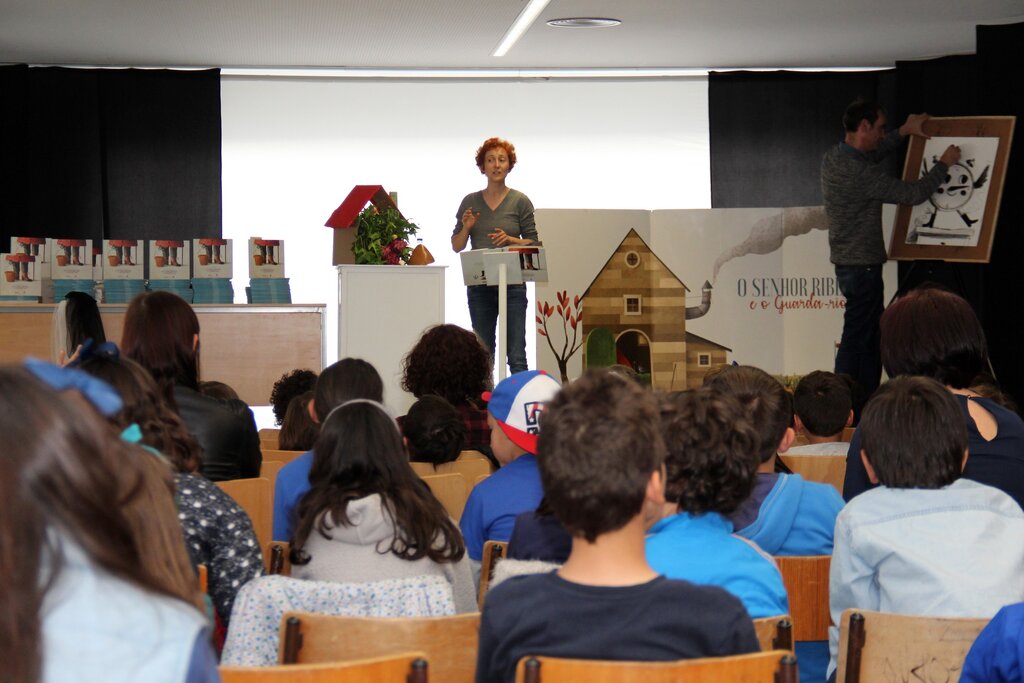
left=787, top=370, right=853, bottom=455
left=74, top=345, right=264, bottom=629
left=269, top=368, right=319, bottom=427
left=828, top=375, right=1024, bottom=678
left=645, top=387, right=789, bottom=619
left=401, top=324, right=495, bottom=463
left=121, top=290, right=261, bottom=482
left=272, top=357, right=384, bottom=542
left=459, top=370, right=560, bottom=571
left=288, top=399, right=476, bottom=612
left=22, top=282, right=1024, bottom=682
left=277, top=389, right=318, bottom=451
left=0, top=362, right=218, bottom=683
left=843, top=287, right=1024, bottom=509
left=710, top=365, right=845, bottom=556
left=477, top=370, right=758, bottom=683
left=403, top=394, right=467, bottom=467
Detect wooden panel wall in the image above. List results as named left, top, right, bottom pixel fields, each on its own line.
left=0, top=303, right=324, bottom=406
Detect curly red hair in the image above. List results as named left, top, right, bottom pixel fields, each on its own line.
left=475, top=137, right=517, bottom=173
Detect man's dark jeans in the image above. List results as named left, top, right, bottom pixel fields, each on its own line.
left=834, top=264, right=884, bottom=402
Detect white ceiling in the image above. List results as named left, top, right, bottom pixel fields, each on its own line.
left=1, top=0, right=1022, bottom=72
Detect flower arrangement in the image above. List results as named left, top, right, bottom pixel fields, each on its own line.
left=352, top=205, right=420, bottom=265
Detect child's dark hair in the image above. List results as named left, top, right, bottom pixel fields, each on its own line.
left=314, top=359, right=384, bottom=422
left=708, top=365, right=793, bottom=463
left=859, top=376, right=967, bottom=489
left=279, top=391, right=318, bottom=452
left=403, top=395, right=466, bottom=467
left=197, top=380, right=240, bottom=402
left=270, top=369, right=319, bottom=426
left=537, top=369, right=665, bottom=543
left=659, top=389, right=761, bottom=515
left=794, top=370, right=852, bottom=437
left=290, top=400, right=464, bottom=565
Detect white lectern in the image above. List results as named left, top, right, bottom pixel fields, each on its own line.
left=337, top=264, right=446, bottom=415
left=460, top=247, right=547, bottom=381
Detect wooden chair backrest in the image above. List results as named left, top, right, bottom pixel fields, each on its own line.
left=266, top=541, right=291, bottom=576
left=260, top=460, right=286, bottom=488
left=752, top=615, right=793, bottom=652
left=259, top=428, right=280, bottom=450
left=775, top=555, right=831, bottom=641
left=474, top=474, right=489, bottom=487
left=262, top=448, right=307, bottom=465
left=410, top=456, right=493, bottom=484
left=778, top=454, right=846, bottom=493
left=197, top=564, right=208, bottom=593
left=836, top=609, right=989, bottom=683
left=419, top=472, right=470, bottom=521
left=217, top=477, right=273, bottom=550
left=281, top=612, right=480, bottom=683
left=515, top=651, right=798, bottom=683
left=219, top=652, right=428, bottom=682
left=477, top=540, right=508, bottom=608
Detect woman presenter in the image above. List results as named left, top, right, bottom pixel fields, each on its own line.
left=452, top=137, right=539, bottom=374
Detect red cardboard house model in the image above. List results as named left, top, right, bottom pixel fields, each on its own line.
left=324, top=185, right=401, bottom=265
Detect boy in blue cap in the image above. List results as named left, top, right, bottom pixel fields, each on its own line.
left=460, top=370, right=560, bottom=574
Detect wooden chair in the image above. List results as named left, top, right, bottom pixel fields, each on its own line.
left=778, top=454, right=846, bottom=493
left=775, top=555, right=831, bottom=642
left=836, top=609, right=989, bottom=683
left=477, top=540, right=508, bottom=607
left=420, top=472, right=470, bottom=521
left=281, top=612, right=480, bottom=683
left=260, top=460, right=285, bottom=488
left=474, top=474, right=489, bottom=487
left=220, top=652, right=429, bottom=682
left=197, top=564, right=208, bottom=593
left=410, top=456, right=493, bottom=484
left=217, top=477, right=273, bottom=550
left=515, top=651, right=798, bottom=682
left=262, top=448, right=307, bottom=465
left=266, top=540, right=291, bottom=576
left=259, top=428, right=280, bottom=450
left=753, top=615, right=793, bottom=652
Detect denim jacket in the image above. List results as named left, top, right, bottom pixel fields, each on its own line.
left=827, top=479, right=1024, bottom=677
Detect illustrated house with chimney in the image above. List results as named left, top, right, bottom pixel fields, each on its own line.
left=581, top=228, right=730, bottom=390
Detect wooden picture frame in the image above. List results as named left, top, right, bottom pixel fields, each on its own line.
left=889, top=116, right=1015, bottom=263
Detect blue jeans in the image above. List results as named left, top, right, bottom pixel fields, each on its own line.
left=834, top=264, right=883, bottom=400
left=468, top=284, right=528, bottom=375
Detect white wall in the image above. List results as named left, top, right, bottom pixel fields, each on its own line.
left=220, top=77, right=710, bottom=394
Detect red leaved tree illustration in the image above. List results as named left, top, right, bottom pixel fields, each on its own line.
left=537, top=290, right=584, bottom=383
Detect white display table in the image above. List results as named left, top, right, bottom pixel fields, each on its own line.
left=337, top=264, right=446, bottom=415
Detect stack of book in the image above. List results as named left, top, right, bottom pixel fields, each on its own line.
left=192, top=278, right=234, bottom=304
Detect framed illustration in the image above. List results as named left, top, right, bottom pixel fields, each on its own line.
left=890, top=116, right=1015, bottom=263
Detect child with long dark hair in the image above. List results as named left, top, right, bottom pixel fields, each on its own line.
left=75, top=346, right=263, bottom=627
left=0, top=363, right=217, bottom=683
left=290, top=400, right=476, bottom=612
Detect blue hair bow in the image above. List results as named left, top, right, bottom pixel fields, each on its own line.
left=23, top=357, right=124, bottom=417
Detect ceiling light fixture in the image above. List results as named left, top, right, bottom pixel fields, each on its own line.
left=546, top=17, right=621, bottom=28
left=493, top=0, right=552, bottom=58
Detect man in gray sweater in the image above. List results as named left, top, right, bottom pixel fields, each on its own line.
left=821, top=98, right=960, bottom=400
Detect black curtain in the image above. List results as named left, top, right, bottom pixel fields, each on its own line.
left=977, top=22, right=1024, bottom=400
left=709, top=69, right=896, bottom=208
left=707, top=22, right=1024, bottom=402
left=0, top=67, right=221, bottom=247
